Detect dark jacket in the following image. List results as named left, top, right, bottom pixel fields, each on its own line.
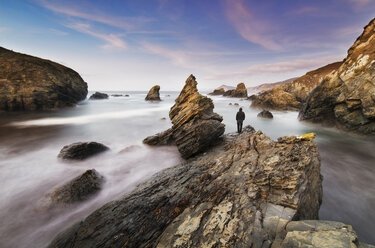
left=236, top=111, right=245, bottom=122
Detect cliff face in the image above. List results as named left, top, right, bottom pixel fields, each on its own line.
left=300, top=18, right=375, bottom=135
left=250, top=62, right=342, bottom=111
left=0, top=47, right=87, bottom=111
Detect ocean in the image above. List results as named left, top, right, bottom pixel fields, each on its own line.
left=0, top=91, right=374, bottom=247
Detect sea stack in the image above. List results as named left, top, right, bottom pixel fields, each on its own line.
left=0, top=47, right=87, bottom=111
left=144, top=74, right=225, bottom=158
left=223, top=82, right=248, bottom=98
left=299, top=18, right=375, bottom=135
left=145, top=85, right=161, bottom=101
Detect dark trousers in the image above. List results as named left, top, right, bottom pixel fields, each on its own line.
left=237, top=121, right=243, bottom=133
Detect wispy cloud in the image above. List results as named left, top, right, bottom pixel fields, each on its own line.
left=49, top=28, right=68, bottom=36
left=224, top=0, right=282, bottom=51
left=141, top=42, right=192, bottom=67
left=348, top=0, right=373, bottom=8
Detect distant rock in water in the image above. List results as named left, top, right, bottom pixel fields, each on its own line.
left=143, top=74, right=225, bottom=158
left=46, top=169, right=104, bottom=205
left=111, top=94, right=123, bottom=97
left=250, top=62, right=342, bottom=111
left=0, top=47, right=87, bottom=111
left=89, top=92, right=108, bottom=100
left=145, top=85, right=161, bottom=101
left=258, top=110, right=273, bottom=119
left=223, top=82, right=248, bottom=98
left=300, top=18, right=375, bottom=135
left=58, top=142, right=109, bottom=160
left=208, top=87, right=225, bottom=96
left=47, top=127, right=323, bottom=247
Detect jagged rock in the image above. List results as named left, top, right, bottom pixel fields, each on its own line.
left=208, top=87, right=225, bottom=96
left=250, top=62, right=342, bottom=111
left=143, top=75, right=225, bottom=158
left=143, top=128, right=175, bottom=146
left=47, top=126, right=322, bottom=248
left=145, top=85, right=161, bottom=101
left=58, top=142, right=109, bottom=160
left=89, top=92, right=108, bottom=100
left=0, top=47, right=87, bottom=111
left=258, top=110, right=273, bottom=119
left=223, top=82, right=248, bottom=97
left=44, top=169, right=104, bottom=206
left=300, top=18, right=375, bottom=135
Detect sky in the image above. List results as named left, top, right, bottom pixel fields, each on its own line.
left=1, top=0, right=375, bottom=91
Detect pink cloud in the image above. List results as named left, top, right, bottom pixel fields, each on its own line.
left=348, top=0, right=372, bottom=7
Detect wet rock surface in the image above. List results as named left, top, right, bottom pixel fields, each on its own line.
left=143, top=75, right=225, bottom=158
left=89, top=92, right=109, bottom=100
left=145, top=85, right=161, bottom=101
left=258, top=110, right=274, bottom=119
left=58, top=142, right=109, bottom=160
left=300, top=18, right=375, bottom=135
left=223, top=82, right=248, bottom=98
left=0, top=47, right=87, bottom=111
left=48, top=126, right=323, bottom=248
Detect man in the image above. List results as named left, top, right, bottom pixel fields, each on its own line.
left=236, top=107, right=245, bottom=133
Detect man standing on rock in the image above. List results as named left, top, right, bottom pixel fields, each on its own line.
left=236, top=107, right=245, bottom=133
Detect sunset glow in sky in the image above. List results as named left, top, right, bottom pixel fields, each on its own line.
left=1, top=0, right=375, bottom=90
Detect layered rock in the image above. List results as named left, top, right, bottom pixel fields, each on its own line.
left=144, top=75, right=225, bottom=158
left=208, top=87, right=225, bottom=96
left=258, top=110, right=273, bottom=119
left=250, top=62, right=342, bottom=111
left=223, top=82, right=248, bottom=97
left=58, top=142, right=109, bottom=160
left=89, top=92, right=108, bottom=100
left=300, top=18, right=375, bottom=135
left=47, top=126, right=323, bottom=248
left=0, top=47, right=88, bottom=111
left=145, top=85, right=161, bottom=101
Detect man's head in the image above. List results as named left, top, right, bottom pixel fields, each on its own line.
left=239, top=107, right=242, bottom=111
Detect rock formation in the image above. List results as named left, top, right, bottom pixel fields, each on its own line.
left=208, top=87, right=225, bottom=96
left=0, top=47, right=87, bottom=111
left=47, top=126, right=323, bottom=247
left=145, top=85, right=161, bottom=101
left=250, top=62, right=342, bottom=111
left=143, top=75, right=225, bottom=158
left=44, top=169, right=104, bottom=206
left=58, top=142, right=109, bottom=160
left=247, top=77, right=297, bottom=93
left=258, top=110, right=273, bottom=119
left=223, top=82, right=248, bottom=97
left=89, top=92, right=108, bottom=100
left=300, top=18, right=375, bottom=135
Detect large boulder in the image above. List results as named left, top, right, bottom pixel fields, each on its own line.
left=258, top=110, right=273, bottom=119
left=89, top=92, right=108, bottom=100
left=145, top=85, right=161, bottom=101
left=144, top=75, right=225, bottom=158
left=0, top=47, right=87, bottom=111
left=223, top=82, right=248, bottom=97
left=58, top=142, right=109, bottom=160
left=300, top=18, right=375, bottom=135
left=47, top=127, right=323, bottom=247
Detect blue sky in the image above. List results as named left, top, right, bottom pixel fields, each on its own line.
left=1, top=0, right=375, bottom=90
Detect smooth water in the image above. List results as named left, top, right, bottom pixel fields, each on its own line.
left=0, top=91, right=374, bottom=247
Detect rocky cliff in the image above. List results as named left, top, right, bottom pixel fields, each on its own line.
left=300, top=18, right=375, bottom=135
left=47, top=126, right=323, bottom=248
left=250, top=62, right=342, bottom=111
left=0, top=47, right=87, bottom=111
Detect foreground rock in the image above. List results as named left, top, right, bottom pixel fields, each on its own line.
left=0, top=47, right=87, bottom=111
left=223, top=82, right=248, bottom=97
left=58, top=142, right=109, bottom=160
left=258, top=110, right=273, bottom=119
left=300, top=18, right=375, bottom=135
left=89, top=92, right=108, bottom=100
left=44, top=169, right=104, bottom=206
left=48, top=127, right=322, bottom=247
left=144, top=75, right=225, bottom=158
left=145, top=85, right=161, bottom=101
left=250, top=62, right=342, bottom=111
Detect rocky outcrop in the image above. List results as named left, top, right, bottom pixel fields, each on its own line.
left=89, top=92, right=108, bottom=100
left=258, top=110, right=273, bottom=119
left=250, top=62, right=342, bottom=111
left=47, top=126, right=323, bottom=248
left=0, top=47, right=87, bottom=111
left=44, top=169, right=104, bottom=206
left=143, top=75, right=225, bottom=158
left=145, top=85, right=161, bottom=101
left=143, top=128, right=175, bottom=146
left=300, top=18, right=375, bottom=135
left=208, top=87, right=225, bottom=96
left=58, top=142, right=109, bottom=160
left=223, top=82, right=248, bottom=97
